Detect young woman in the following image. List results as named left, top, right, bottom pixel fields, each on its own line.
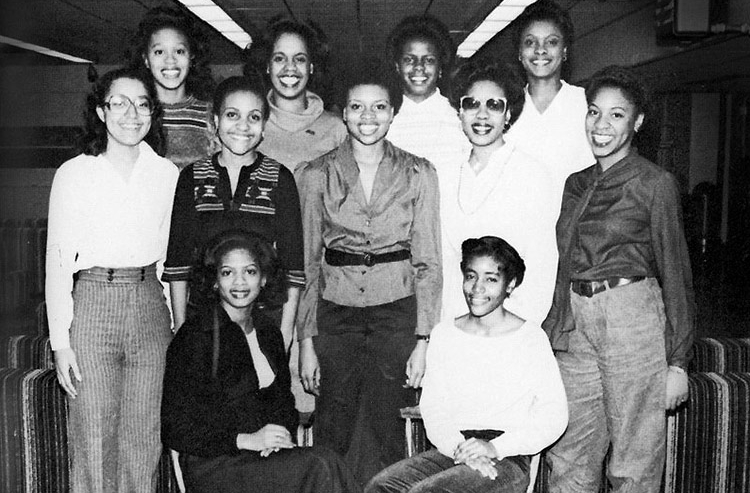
left=504, top=0, right=594, bottom=208
left=249, top=18, right=346, bottom=171
left=543, top=65, right=695, bottom=492
left=129, top=7, right=215, bottom=169
left=440, top=59, right=558, bottom=326
left=46, top=68, right=178, bottom=492
left=295, top=65, right=441, bottom=484
left=385, top=14, right=470, bottom=173
left=163, top=76, right=304, bottom=349
left=162, top=231, right=359, bottom=493
left=367, top=236, right=567, bottom=493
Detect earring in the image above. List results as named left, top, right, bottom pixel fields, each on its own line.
left=563, top=50, right=568, bottom=62
left=266, top=67, right=270, bottom=74
left=518, top=55, right=522, bottom=62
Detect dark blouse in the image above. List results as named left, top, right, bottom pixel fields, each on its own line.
left=163, top=152, right=305, bottom=288
left=543, top=151, right=695, bottom=368
left=161, top=307, right=298, bottom=458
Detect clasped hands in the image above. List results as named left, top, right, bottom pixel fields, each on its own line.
left=237, top=424, right=295, bottom=457
left=453, top=438, right=500, bottom=480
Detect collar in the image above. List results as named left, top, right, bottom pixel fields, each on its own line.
left=266, top=89, right=325, bottom=132
left=399, top=88, right=449, bottom=113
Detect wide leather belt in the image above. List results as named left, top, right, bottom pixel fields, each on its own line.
left=570, top=276, right=645, bottom=298
left=325, top=248, right=410, bottom=267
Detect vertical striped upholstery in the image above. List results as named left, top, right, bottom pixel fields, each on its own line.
left=0, top=335, right=54, bottom=370
left=0, top=368, right=69, bottom=493
left=689, top=338, right=750, bottom=373
left=665, top=372, right=750, bottom=493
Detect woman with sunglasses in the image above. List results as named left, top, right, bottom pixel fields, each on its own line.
left=46, top=67, right=178, bottom=492
left=440, top=59, right=558, bottom=326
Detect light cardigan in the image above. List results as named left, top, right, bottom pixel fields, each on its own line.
left=439, top=142, right=558, bottom=326
left=45, top=142, right=178, bottom=350
left=420, top=320, right=568, bottom=460
left=505, top=81, right=595, bottom=212
left=387, top=89, right=471, bottom=173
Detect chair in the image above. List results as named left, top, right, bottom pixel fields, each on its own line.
left=400, top=406, right=540, bottom=493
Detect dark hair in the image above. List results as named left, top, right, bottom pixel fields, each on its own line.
left=460, top=236, right=526, bottom=288
left=514, top=0, right=574, bottom=51
left=451, top=59, right=525, bottom=130
left=243, top=18, right=322, bottom=84
left=585, top=65, right=650, bottom=119
left=344, top=58, right=404, bottom=115
left=127, top=7, right=215, bottom=100
left=198, top=230, right=288, bottom=310
left=212, top=76, right=270, bottom=121
left=387, top=15, right=455, bottom=73
left=78, top=68, right=165, bottom=156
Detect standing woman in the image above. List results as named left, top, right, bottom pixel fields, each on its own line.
left=385, top=15, right=470, bottom=173
left=440, top=59, right=558, bottom=326
left=252, top=19, right=347, bottom=171
left=129, top=7, right=215, bottom=170
left=295, top=65, right=441, bottom=484
left=543, top=65, right=695, bottom=492
left=163, top=76, right=305, bottom=348
left=504, top=0, right=594, bottom=209
left=46, top=68, right=178, bottom=492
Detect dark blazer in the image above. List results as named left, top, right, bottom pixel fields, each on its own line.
left=162, top=306, right=298, bottom=458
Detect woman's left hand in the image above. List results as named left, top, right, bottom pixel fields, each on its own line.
left=665, top=366, right=689, bottom=410
left=454, top=438, right=498, bottom=464
left=404, top=340, right=428, bottom=388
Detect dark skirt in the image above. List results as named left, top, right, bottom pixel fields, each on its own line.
left=181, top=446, right=361, bottom=493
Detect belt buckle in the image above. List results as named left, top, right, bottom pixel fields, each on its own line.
left=362, top=253, right=374, bottom=267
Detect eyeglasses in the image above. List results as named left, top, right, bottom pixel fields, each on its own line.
left=459, top=96, right=507, bottom=114
left=103, top=95, right=154, bottom=116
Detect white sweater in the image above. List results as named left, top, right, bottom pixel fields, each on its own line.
left=420, top=320, right=568, bottom=460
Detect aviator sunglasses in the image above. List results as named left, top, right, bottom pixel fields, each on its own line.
left=459, top=96, right=508, bottom=114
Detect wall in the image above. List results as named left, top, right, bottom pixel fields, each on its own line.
left=689, top=93, right=721, bottom=191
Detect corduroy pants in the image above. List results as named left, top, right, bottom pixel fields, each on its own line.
left=68, top=267, right=172, bottom=493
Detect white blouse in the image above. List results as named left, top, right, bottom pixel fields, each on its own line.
left=45, top=142, right=179, bottom=350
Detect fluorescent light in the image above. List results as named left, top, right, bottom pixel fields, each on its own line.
left=175, top=0, right=252, bottom=49
left=457, top=0, right=538, bottom=58
left=0, top=35, right=93, bottom=63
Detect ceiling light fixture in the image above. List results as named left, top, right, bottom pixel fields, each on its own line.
left=175, top=0, right=252, bottom=49
left=0, top=35, right=93, bottom=63
left=457, top=0, right=538, bottom=58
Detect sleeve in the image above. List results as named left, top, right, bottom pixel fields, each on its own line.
left=274, top=166, right=305, bottom=289
left=45, top=164, right=81, bottom=351
left=161, top=324, right=248, bottom=457
left=650, top=172, right=696, bottom=368
left=489, top=331, right=569, bottom=459
left=505, top=165, right=558, bottom=326
left=418, top=327, right=465, bottom=457
left=157, top=165, right=180, bottom=264
left=294, top=161, right=327, bottom=339
left=411, top=160, right=443, bottom=335
left=260, top=323, right=300, bottom=434
left=163, top=167, right=197, bottom=282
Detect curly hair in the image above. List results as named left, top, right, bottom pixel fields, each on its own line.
left=386, top=15, right=455, bottom=73
left=585, top=65, right=651, bottom=119
left=197, top=230, right=288, bottom=311
left=514, top=0, right=575, bottom=51
left=212, top=76, right=270, bottom=122
left=343, top=58, right=404, bottom=115
left=77, top=68, right=165, bottom=157
left=460, top=236, right=526, bottom=288
left=126, top=6, right=215, bottom=100
left=451, top=58, right=525, bottom=130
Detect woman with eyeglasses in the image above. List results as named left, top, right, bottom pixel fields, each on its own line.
left=128, top=7, right=215, bottom=170
left=46, top=67, right=178, bottom=492
left=504, top=0, right=594, bottom=210
left=295, top=63, right=441, bottom=485
left=440, top=59, right=558, bottom=327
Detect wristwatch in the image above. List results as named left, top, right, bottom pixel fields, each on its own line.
left=415, top=334, right=430, bottom=343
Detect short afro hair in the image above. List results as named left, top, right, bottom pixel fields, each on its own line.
left=460, top=236, right=526, bottom=288
left=386, top=15, right=455, bottom=72
left=585, top=65, right=651, bottom=118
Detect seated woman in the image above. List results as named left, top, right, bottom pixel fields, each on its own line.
left=161, top=231, right=359, bottom=493
left=366, top=236, right=568, bottom=493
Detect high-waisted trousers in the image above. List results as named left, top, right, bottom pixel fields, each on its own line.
left=67, top=266, right=172, bottom=493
